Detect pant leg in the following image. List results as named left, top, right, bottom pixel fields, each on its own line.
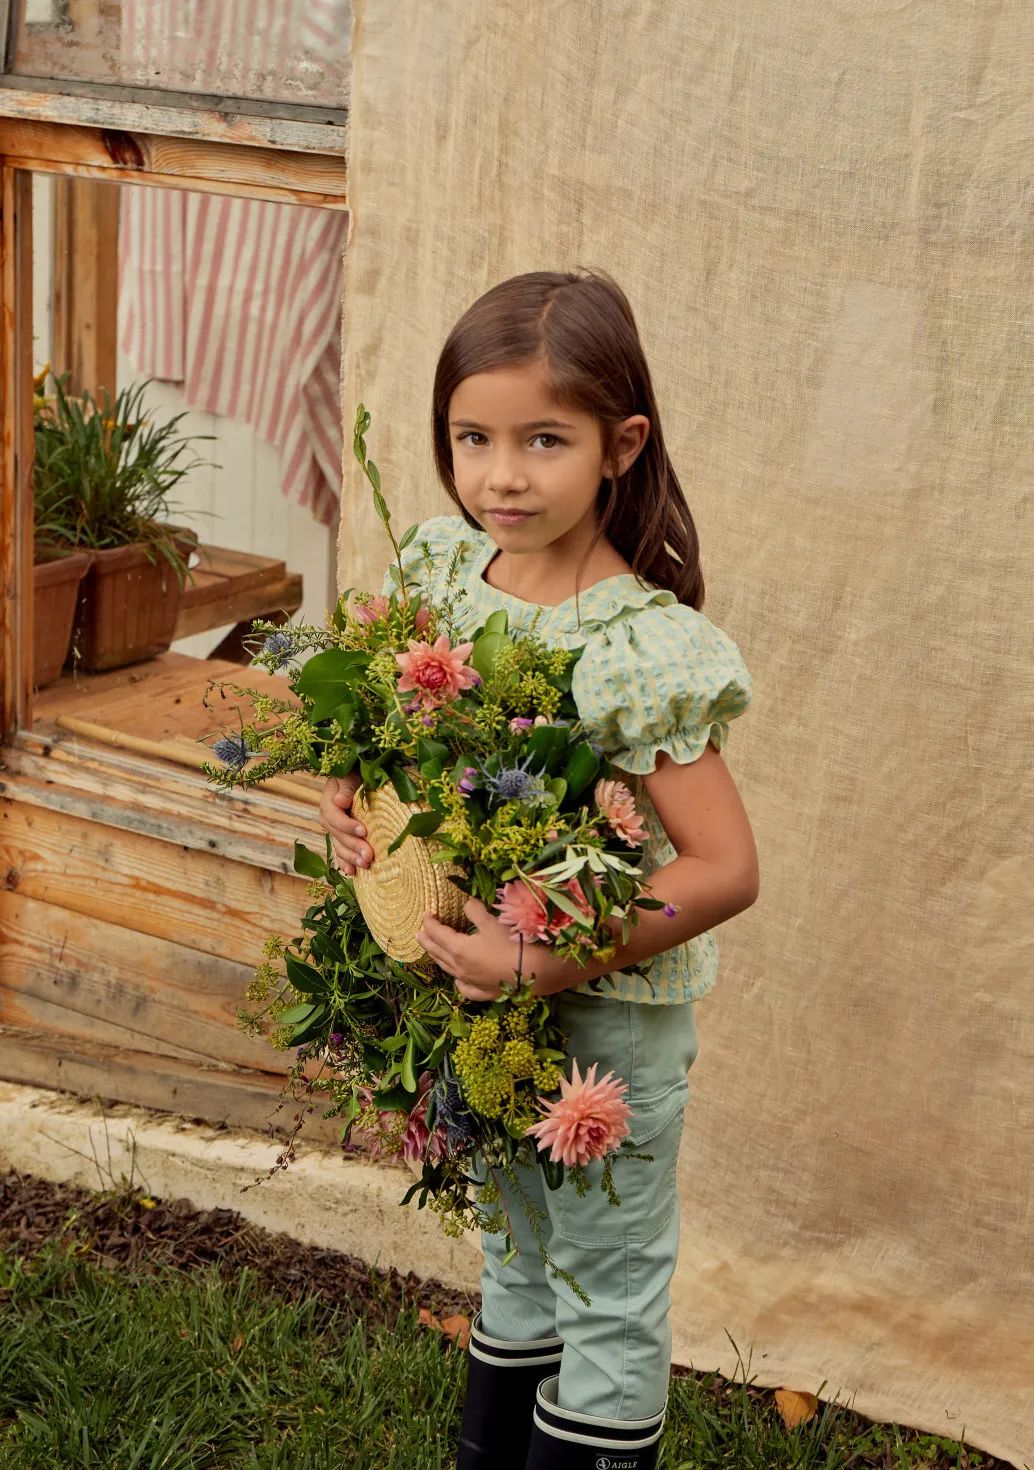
left=538, top=991, right=700, bottom=1421
left=475, top=1151, right=559, bottom=1343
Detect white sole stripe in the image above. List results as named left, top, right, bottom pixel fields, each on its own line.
left=532, top=1407, right=664, bottom=1451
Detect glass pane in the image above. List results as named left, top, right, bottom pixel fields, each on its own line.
left=12, top=1, right=350, bottom=110
left=28, top=171, right=343, bottom=772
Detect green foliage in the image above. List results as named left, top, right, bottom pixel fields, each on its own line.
left=32, top=371, right=214, bottom=574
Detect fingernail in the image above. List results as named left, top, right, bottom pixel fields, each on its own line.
left=353, top=824, right=365, bottom=836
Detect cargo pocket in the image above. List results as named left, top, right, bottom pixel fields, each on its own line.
left=547, top=1085, right=689, bottom=1249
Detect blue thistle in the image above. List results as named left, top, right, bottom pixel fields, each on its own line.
left=430, top=1077, right=476, bottom=1153
left=212, top=733, right=261, bottom=770
left=483, top=753, right=548, bottom=805
left=259, top=630, right=297, bottom=669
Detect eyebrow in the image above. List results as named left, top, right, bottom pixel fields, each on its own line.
left=449, top=418, right=576, bottom=431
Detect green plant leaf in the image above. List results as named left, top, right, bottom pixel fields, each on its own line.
left=277, top=1002, right=315, bottom=1025
left=400, top=1036, right=418, bottom=1093
left=565, top=742, right=601, bottom=797
left=284, top=953, right=328, bottom=995
left=293, top=842, right=327, bottom=880
left=387, top=810, right=443, bottom=855
left=399, top=522, right=418, bottom=550
left=389, top=765, right=421, bottom=803
left=483, top=609, right=509, bottom=636
left=472, top=630, right=510, bottom=679
left=295, top=648, right=371, bottom=721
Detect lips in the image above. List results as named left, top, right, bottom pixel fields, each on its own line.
left=487, top=508, right=536, bottom=524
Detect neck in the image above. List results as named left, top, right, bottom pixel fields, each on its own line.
left=483, top=521, right=631, bottom=607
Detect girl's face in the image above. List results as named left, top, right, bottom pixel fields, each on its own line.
left=447, top=359, right=646, bottom=557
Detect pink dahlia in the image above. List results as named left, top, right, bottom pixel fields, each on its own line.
left=526, top=1060, right=633, bottom=1167
left=396, top=634, right=479, bottom=707
left=595, top=778, right=648, bottom=847
left=496, top=879, right=551, bottom=943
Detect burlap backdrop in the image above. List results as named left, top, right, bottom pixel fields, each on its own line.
left=338, top=4, right=1033, bottom=1462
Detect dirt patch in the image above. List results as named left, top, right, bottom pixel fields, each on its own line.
left=0, top=1169, right=478, bottom=1331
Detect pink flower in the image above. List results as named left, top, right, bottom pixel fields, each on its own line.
left=354, top=594, right=390, bottom=624
left=354, top=596, right=430, bottom=631
left=546, top=878, right=595, bottom=937
left=526, top=1060, right=633, bottom=1167
left=496, top=879, right=552, bottom=943
left=368, top=1072, right=447, bottom=1164
left=396, top=634, right=480, bottom=707
left=509, top=716, right=534, bottom=733
left=594, top=778, right=648, bottom=847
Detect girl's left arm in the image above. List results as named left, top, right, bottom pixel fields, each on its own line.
left=419, top=744, right=759, bottom=1001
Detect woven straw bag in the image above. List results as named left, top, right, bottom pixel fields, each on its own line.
left=351, top=781, right=468, bottom=961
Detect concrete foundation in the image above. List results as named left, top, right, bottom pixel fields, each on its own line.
left=0, top=1080, right=482, bottom=1292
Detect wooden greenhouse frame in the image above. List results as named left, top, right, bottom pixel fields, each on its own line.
left=0, top=2, right=350, bottom=1141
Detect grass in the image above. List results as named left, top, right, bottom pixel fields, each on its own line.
left=0, top=1235, right=1008, bottom=1470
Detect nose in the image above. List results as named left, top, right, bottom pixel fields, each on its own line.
left=485, top=446, right=529, bottom=495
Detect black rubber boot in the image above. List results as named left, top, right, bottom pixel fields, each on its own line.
left=456, top=1312, right=564, bottom=1469
left=524, top=1374, right=666, bottom=1469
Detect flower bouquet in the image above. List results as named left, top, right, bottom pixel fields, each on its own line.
left=204, top=406, right=668, bottom=1301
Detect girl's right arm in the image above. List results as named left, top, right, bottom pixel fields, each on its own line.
left=319, top=774, right=374, bottom=875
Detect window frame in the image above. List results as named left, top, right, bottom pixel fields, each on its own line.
left=0, top=93, right=346, bottom=742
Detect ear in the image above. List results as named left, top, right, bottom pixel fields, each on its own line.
left=604, top=415, right=651, bottom=479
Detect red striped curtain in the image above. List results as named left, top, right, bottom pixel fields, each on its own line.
left=117, top=0, right=349, bottom=526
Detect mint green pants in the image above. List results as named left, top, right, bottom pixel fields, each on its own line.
left=478, top=990, right=700, bottom=1422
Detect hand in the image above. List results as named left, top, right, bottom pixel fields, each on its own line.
left=318, top=774, right=372, bottom=876
left=418, top=899, right=568, bottom=1001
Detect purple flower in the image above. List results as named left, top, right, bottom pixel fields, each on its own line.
left=509, top=716, right=534, bottom=733
left=663, top=903, right=679, bottom=918
left=212, top=733, right=262, bottom=770
left=457, top=766, right=479, bottom=796
left=421, top=713, right=436, bottom=727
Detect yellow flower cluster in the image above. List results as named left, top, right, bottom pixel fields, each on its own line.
left=478, top=806, right=558, bottom=867
left=453, top=1008, right=561, bottom=1126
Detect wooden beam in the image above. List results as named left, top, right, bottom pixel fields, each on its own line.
left=0, top=119, right=346, bottom=200
left=50, top=174, right=119, bottom=395
left=0, top=164, right=33, bottom=741
left=0, top=1025, right=349, bottom=1146
left=0, top=85, right=346, bottom=156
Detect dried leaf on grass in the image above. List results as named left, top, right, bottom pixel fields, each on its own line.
left=419, top=1306, right=471, bottom=1349
left=775, top=1388, right=819, bottom=1428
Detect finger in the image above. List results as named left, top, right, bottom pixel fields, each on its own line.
left=462, top=897, right=492, bottom=927
left=455, top=976, right=495, bottom=1002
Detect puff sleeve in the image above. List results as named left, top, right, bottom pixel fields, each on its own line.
left=571, top=599, right=753, bottom=775
left=378, top=514, right=471, bottom=600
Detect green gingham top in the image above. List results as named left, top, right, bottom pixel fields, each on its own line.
left=382, top=515, right=753, bottom=1004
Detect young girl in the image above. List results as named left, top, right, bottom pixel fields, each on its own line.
left=320, top=269, right=759, bottom=1470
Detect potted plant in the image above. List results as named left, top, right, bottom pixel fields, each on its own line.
left=33, top=371, right=213, bottom=672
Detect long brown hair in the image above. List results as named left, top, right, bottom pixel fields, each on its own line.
left=431, top=268, right=704, bottom=608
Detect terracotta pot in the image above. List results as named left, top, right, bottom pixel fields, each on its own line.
left=32, top=548, right=93, bottom=689
left=70, top=525, right=198, bottom=672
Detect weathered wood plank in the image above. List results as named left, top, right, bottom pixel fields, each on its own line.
left=1, top=733, right=326, bottom=873
left=0, top=1025, right=348, bottom=1146
left=0, top=119, right=346, bottom=199
left=0, top=166, right=34, bottom=741
left=0, top=889, right=279, bottom=1070
left=11, top=154, right=345, bottom=209
left=1, top=800, right=312, bottom=964
left=50, top=175, right=120, bottom=396
left=0, top=87, right=346, bottom=156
